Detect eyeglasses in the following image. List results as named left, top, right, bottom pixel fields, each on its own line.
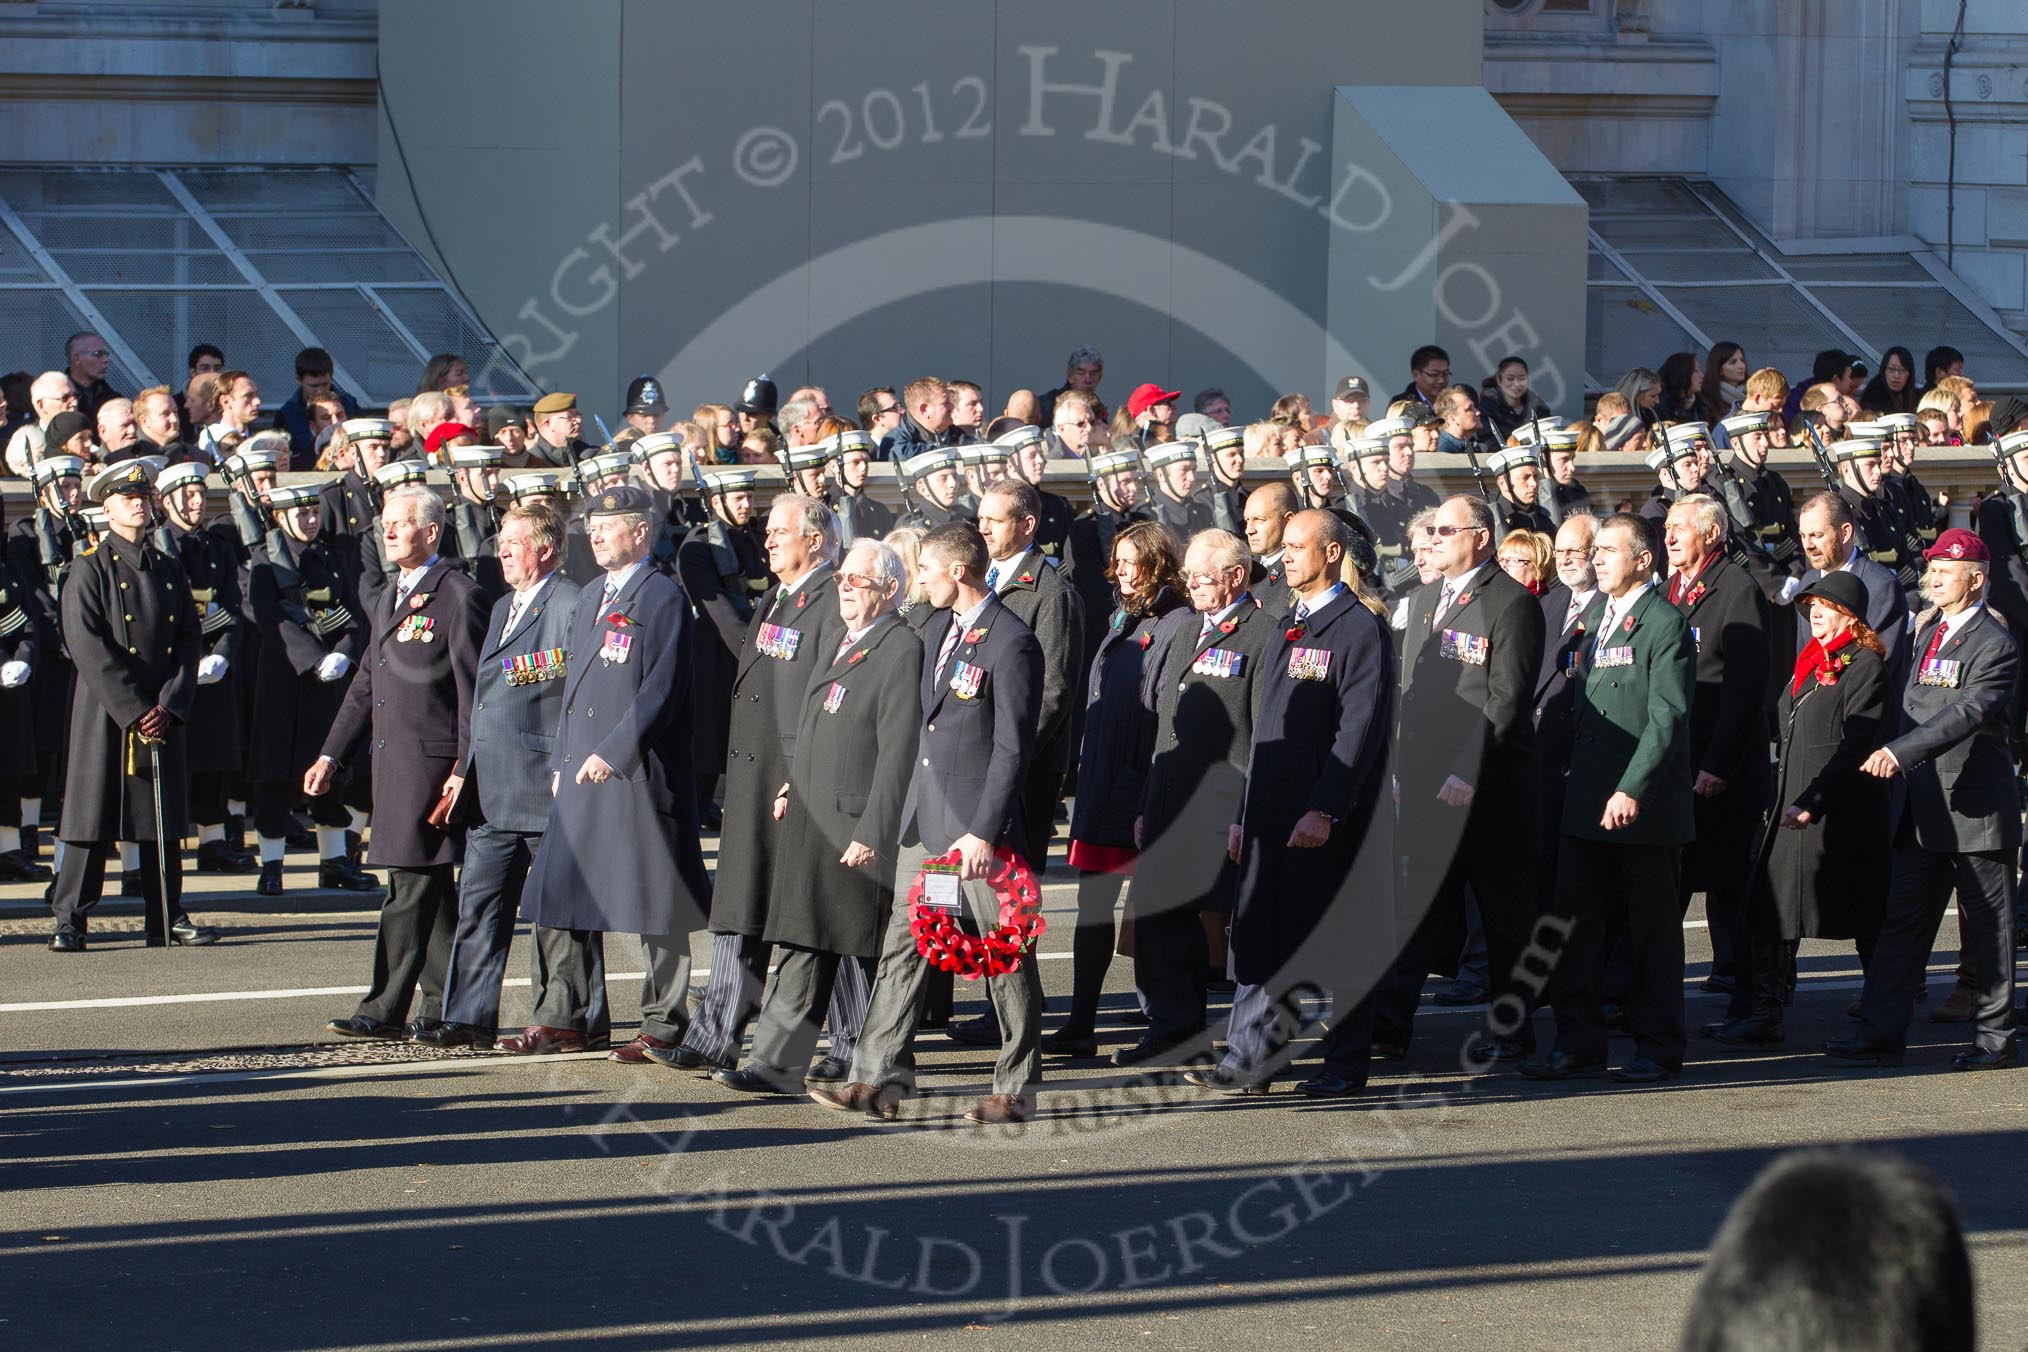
left=1059, top=418, right=1093, bottom=428
left=1553, top=547, right=1589, bottom=560
left=1431, top=523, right=1481, bottom=538
left=875, top=403, right=902, bottom=416
left=78, top=348, right=110, bottom=359
left=1182, top=570, right=1240, bottom=586
left=838, top=572, right=888, bottom=591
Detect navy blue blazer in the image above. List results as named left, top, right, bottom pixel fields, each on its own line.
left=520, top=564, right=710, bottom=937
left=459, top=571, right=580, bottom=835
left=901, top=592, right=1044, bottom=857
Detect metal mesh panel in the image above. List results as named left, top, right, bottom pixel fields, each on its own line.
left=217, top=213, right=410, bottom=252
left=58, top=253, right=245, bottom=286
left=0, top=289, right=150, bottom=391
left=1779, top=255, right=1937, bottom=283
left=253, top=251, right=437, bottom=284
left=17, top=214, right=212, bottom=252
left=87, top=290, right=304, bottom=405
left=1588, top=247, right=1627, bottom=282
left=1587, top=286, right=1700, bottom=385
left=0, top=170, right=175, bottom=212
left=1594, top=216, right=1742, bottom=251
left=1655, top=285, right=1855, bottom=381
left=177, top=170, right=369, bottom=214
left=0, top=227, right=50, bottom=284
left=1807, top=286, right=2028, bottom=383
left=1572, top=179, right=1709, bottom=218
left=375, top=289, right=536, bottom=398
left=1613, top=249, right=1778, bottom=283
left=277, top=289, right=428, bottom=405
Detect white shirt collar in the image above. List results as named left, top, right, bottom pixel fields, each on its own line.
left=1935, top=603, right=1986, bottom=641
left=1202, top=595, right=1250, bottom=630
left=1601, top=581, right=1652, bottom=624
left=397, top=555, right=440, bottom=592
left=601, top=556, right=649, bottom=597
left=988, top=548, right=1034, bottom=592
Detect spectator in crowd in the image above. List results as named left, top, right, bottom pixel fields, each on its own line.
left=1395, top=345, right=1450, bottom=409
left=1617, top=367, right=1662, bottom=425
left=856, top=387, right=904, bottom=452
left=4, top=371, right=77, bottom=476
left=94, top=399, right=138, bottom=463
left=1483, top=357, right=1552, bottom=444
left=1002, top=389, right=1040, bottom=426
left=0, top=370, right=29, bottom=445
left=1038, top=345, right=1106, bottom=429
left=1920, top=344, right=1964, bottom=397
left=948, top=380, right=986, bottom=442
left=273, top=347, right=359, bottom=469
left=1862, top=345, right=1919, bottom=415
left=1699, top=342, right=1748, bottom=425
left=694, top=401, right=741, bottom=464
left=1655, top=351, right=1702, bottom=423
left=63, top=332, right=120, bottom=424
left=174, top=343, right=225, bottom=437
left=1193, top=387, right=1233, bottom=427
left=1329, top=376, right=1371, bottom=430
left=199, top=371, right=262, bottom=459
left=876, top=377, right=957, bottom=464
left=132, top=385, right=187, bottom=462
left=1679, top=1150, right=1974, bottom=1352
left=416, top=353, right=470, bottom=395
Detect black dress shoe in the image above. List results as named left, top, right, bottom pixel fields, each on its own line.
left=256, top=861, right=284, bottom=896
left=0, top=848, right=52, bottom=882
left=943, top=1016, right=1002, bottom=1047
left=643, top=1043, right=731, bottom=1073
left=714, top=1065, right=799, bottom=1094
left=194, top=839, right=257, bottom=874
left=327, top=1015, right=406, bottom=1040
left=169, top=917, right=219, bottom=946
left=1698, top=974, right=1737, bottom=995
left=1519, top=1050, right=1607, bottom=1081
left=1430, top=980, right=1487, bottom=1006
left=804, top=1056, right=850, bottom=1083
left=1475, top=1038, right=1531, bottom=1063
left=406, top=1017, right=447, bottom=1041
left=1040, top=1028, right=1098, bottom=1058
left=1709, top=1016, right=1784, bottom=1048
left=48, top=927, right=85, bottom=954
left=1182, top=1065, right=1272, bottom=1095
left=1952, top=1045, right=2017, bottom=1071
left=1610, top=1056, right=1678, bottom=1084
left=1293, top=1072, right=1363, bottom=1098
left=317, top=856, right=382, bottom=892
left=412, top=1022, right=495, bottom=1049
left=1823, top=1037, right=1903, bottom=1067
left=1112, top=1034, right=1197, bottom=1068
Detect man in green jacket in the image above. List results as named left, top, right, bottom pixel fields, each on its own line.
left=1523, top=512, right=1695, bottom=1085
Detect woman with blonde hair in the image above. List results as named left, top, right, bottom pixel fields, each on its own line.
left=883, top=524, right=934, bottom=630
left=1495, top=528, right=1554, bottom=595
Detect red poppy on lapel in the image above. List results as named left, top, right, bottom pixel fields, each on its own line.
left=1016, top=572, right=1035, bottom=586
left=847, top=650, right=866, bottom=666
left=964, top=626, right=987, bottom=643
left=1285, top=620, right=1306, bottom=642
left=608, top=612, right=635, bottom=628
left=409, top=593, right=430, bottom=610
left=1622, top=614, right=1636, bottom=634
left=1218, top=618, right=1238, bottom=635
left=1456, top=592, right=1471, bottom=608
left=1138, top=631, right=1152, bottom=650
left=1685, top=581, right=1707, bottom=608
left=796, top=592, right=807, bottom=609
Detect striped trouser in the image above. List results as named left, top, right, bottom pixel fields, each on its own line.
left=680, top=931, right=865, bottom=1065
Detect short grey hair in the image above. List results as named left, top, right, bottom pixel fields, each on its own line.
left=777, top=395, right=818, bottom=436
left=769, top=492, right=839, bottom=562
left=844, top=537, right=903, bottom=590
left=1066, top=345, right=1103, bottom=371
left=1673, top=493, right=1728, bottom=539
left=1407, top=506, right=1438, bottom=535
left=383, top=483, right=445, bottom=533
left=1188, top=527, right=1249, bottom=574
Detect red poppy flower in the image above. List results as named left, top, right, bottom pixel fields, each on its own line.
left=408, top=593, right=429, bottom=610
left=1138, top=631, right=1152, bottom=650
left=1218, top=619, right=1237, bottom=635
left=964, top=627, right=987, bottom=643
left=847, top=650, right=866, bottom=666
left=1285, top=623, right=1306, bottom=642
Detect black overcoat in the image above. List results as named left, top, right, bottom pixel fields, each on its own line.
left=764, top=613, right=923, bottom=956
left=246, top=532, right=367, bottom=786
left=674, top=517, right=772, bottom=775
left=1068, top=589, right=1191, bottom=849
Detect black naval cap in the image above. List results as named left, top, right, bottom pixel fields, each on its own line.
left=586, top=484, right=654, bottom=518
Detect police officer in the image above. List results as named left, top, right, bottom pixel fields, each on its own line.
left=897, top=446, right=970, bottom=530
left=151, top=461, right=253, bottom=875
left=444, top=443, right=508, bottom=600
left=613, top=374, right=668, bottom=453
left=1143, top=439, right=1213, bottom=537
left=47, top=460, right=217, bottom=952
left=245, top=484, right=377, bottom=896
left=824, top=429, right=896, bottom=547
left=1002, top=423, right=1073, bottom=564
left=675, top=467, right=773, bottom=828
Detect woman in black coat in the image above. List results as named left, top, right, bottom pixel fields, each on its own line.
left=1710, top=571, right=1891, bottom=1047
left=1046, top=521, right=1194, bottom=1056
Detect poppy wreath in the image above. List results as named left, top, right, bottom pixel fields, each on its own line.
left=907, top=847, right=1047, bottom=980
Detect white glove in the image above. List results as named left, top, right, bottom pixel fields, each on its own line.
left=315, top=652, right=352, bottom=683
left=196, top=655, right=228, bottom=685
left=0, top=660, right=29, bottom=689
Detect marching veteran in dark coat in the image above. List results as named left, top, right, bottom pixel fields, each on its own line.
left=674, top=468, right=772, bottom=826
left=311, top=485, right=488, bottom=1039
left=1524, top=512, right=1695, bottom=1086
left=47, top=459, right=217, bottom=951
left=657, top=494, right=846, bottom=1074
left=1128, top=527, right=1277, bottom=1066
left=1829, top=528, right=2021, bottom=1072
left=1188, top=510, right=1395, bottom=1098
left=512, top=486, right=712, bottom=1057
left=244, top=485, right=376, bottom=896
left=421, top=502, right=584, bottom=1053
left=812, top=522, right=1046, bottom=1126
left=1708, top=569, right=1890, bottom=1048
left=713, top=536, right=924, bottom=1093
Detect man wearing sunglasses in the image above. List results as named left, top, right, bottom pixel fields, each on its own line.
left=64, top=332, right=122, bottom=425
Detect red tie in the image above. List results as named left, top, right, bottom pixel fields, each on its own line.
left=1921, top=619, right=1947, bottom=666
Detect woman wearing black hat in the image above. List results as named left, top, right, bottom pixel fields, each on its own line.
left=1708, top=570, right=1891, bottom=1047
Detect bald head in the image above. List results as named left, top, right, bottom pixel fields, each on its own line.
left=1243, top=481, right=1298, bottom=558
left=1283, top=508, right=1347, bottom=598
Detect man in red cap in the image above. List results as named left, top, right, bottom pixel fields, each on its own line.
left=1126, top=383, right=1180, bottom=443
left=1829, top=527, right=2019, bottom=1071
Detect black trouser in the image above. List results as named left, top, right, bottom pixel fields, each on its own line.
left=354, top=865, right=457, bottom=1025
left=252, top=782, right=347, bottom=842
left=1133, top=901, right=1210, bottom=1040
left=188, top=771, right=231, bottom=828
left=1679, top=787, right=1761, bottom=980
left=1375, top=839, right=1539, bottom=1052
left=1857, top=844, right=2016, bottom=1055
left=1728, top=890, right=1880, bottom=1023
left=50, top=840, right=184, bottom=939
left=441, top=822, right=536, bottom=1033
left=1542, top=836, right=1685, bottom=1069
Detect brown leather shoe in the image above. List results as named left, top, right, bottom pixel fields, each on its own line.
left=964, top=1093, right=1033, bottom=1125
left=1930, top=982, right=1978, bottom=1023
left=608, top=1033, right=679, bottom=1063
left=496, top=1025, right=588, bottom=1055
left=808, top=1082, right=877, bottom=1113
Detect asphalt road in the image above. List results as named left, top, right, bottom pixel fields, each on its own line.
left=2, top=841, right=2024, bottom=1352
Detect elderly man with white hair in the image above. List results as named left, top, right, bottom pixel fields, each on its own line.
left=711, top=536, right=926, bottom=1093
left=3, top=371, right=77, bottom=476
left=309, top=485, right=489, bottom=1041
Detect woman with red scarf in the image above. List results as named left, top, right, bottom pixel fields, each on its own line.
left=1708, top=571, right=1892, bottom=1048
